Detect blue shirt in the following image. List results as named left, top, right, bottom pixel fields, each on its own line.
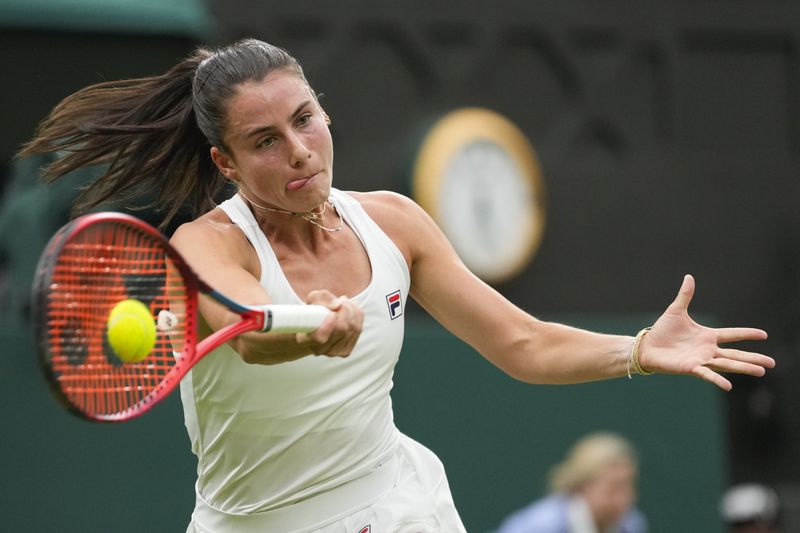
left=496, top=494, right=647, bottom=533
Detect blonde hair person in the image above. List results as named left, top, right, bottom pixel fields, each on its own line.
left=497, top=432, right=647, bottom=533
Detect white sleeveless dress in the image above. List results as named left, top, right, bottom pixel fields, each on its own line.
left=182, top=189, right=466, bottom=532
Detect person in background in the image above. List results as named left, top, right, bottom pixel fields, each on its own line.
left=720, top=483, right=780, bottom=533
left=496, top=432, right=647, bottom=533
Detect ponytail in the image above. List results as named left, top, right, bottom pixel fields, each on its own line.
left=18, top=48, right=223, bottom=229
left=18, top=39, right=310, bottom=230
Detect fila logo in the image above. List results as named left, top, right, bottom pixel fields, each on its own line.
left=385, top=290, right=403, bottom=320
left=358, top=526, right=371, bottom=533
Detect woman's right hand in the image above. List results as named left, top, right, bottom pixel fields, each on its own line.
left=296, top=290, right=364, bottom=357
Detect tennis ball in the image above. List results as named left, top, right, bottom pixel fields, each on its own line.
left=106, top=299, right=156, bottom=363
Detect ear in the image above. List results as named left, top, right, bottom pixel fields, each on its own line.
left=210, top=146, right=239, bottom=182
left=310, top=88, right=330, bottom=125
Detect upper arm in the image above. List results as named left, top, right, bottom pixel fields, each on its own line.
left=359, top=191, right=536, bottom=369
left=169, top=212, right=270, bottom=333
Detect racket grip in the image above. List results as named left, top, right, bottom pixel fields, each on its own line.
left=260, top=304, right=332, bottom=333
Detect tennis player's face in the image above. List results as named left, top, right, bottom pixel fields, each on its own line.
left=214, top=69, right=334, bottom=212
left=579, top=459, right=637, bottom=529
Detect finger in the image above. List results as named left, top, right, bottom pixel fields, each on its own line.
left=319, top=330, right=361, bottom=357
left=296, top=330, right=331, bottom=353
left=337, top=300, right=364, bottom=329
left=717, top=348, right=775, bottom=369
left=706, top=358, right=766, bottom=377
left=716, top=327, right=768, bottom=343
left=305, top=289, right=337, bottom=306
left=692, top=365, right=732, bottom=392
left=300, top=312, right=337, bottom=347
left=671, top=274, right=695, bottom=310
left=316, top=326, right=358, bottom=356
left=295, top=331, right=311, bottom=348
left=329, top=310, right=362, bottom=354
left=317, top=296, right=346, bottom=313
left=331, top=295, right=348, bottom=311
left=326, top=335, right=357, bottom=357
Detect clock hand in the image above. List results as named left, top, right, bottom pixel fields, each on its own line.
left=473, top=191, right=496, bottom=251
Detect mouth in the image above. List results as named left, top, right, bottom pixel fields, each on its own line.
left=286, top=172, right=318, bottom=191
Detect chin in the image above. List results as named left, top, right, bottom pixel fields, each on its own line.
left=315, top=174, right=333, bottom=198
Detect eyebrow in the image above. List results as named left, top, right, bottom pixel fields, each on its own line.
left=243, top=100, right=312, bottom=139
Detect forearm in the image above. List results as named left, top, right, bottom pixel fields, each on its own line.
left=495, top=319, right=634, bottom=384
left=196, top=310, right=315, bottom=364
left=231, top=331, right=317, bottom=365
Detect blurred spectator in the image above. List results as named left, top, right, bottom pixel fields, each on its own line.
left=0, top=154, right=98, bottom=329
left=496, top=432, right=647, bottom=533
left=720, top=483, right=780, bottom=533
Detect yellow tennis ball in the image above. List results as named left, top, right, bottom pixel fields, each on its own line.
left=107, top=299, right=156, bottom=363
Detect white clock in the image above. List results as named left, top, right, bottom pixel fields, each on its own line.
left=411, top=108, right=546, bottom=283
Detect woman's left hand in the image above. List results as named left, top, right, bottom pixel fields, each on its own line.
left=637, top=275, right=776, bottom=391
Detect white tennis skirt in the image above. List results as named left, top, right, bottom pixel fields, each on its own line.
left=187, top=433, right=468, bottom=533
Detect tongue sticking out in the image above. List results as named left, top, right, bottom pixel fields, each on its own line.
left=287, top=177, right=310, bottom=191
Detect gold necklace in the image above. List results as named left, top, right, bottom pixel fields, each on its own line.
left=238, top=190, right=344, bottom=233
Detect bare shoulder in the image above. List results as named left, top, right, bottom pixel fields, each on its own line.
left=345, top=190, right=442, bottom=266
left=170, top=207, right=257, bottom=274
left=171, top=208, right=237, bottom=248
left=348, top=189, right=430, bottom=229
left=346, top=190, right=426, bottom=227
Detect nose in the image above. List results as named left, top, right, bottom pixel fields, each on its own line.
left=287, top=132, right=311, bottom=168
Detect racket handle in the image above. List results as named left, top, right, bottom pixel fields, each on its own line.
left=260, top=304, right=332, bottom=333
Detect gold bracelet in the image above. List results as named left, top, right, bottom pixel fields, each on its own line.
left=627, top=327, right=654, bottom=379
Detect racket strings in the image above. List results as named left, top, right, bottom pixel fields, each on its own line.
left=45, top=221, right=190, bottom=417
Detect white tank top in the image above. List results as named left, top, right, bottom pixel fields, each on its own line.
left=179, top=189, right=410, bottom=513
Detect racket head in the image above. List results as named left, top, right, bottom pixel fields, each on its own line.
left=32, top=212, right=200, bottom=422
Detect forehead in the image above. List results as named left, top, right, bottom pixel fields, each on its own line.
left=597, top=459, right=637, bottom=482
left=225, top=70, right=313, bottom=126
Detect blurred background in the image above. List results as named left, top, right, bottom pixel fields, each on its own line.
left=1, top=0, right=798, bottom=531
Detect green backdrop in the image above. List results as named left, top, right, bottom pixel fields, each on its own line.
left=0, top=314, right=726, bottom=532
left=0, top=0, right=210, bottom=36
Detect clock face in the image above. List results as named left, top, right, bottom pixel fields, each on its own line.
left=439, top=138, right=540, bottom=280
left=412, top=108, right=545, bottom=283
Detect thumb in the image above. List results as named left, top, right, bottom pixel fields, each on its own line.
left=671, top=274, right=696, bottom=311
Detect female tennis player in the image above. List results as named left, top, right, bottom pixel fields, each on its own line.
left=19, top=38, right=774, bottom=533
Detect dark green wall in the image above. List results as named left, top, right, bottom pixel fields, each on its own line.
left=0, top=328, right=196, bottom=532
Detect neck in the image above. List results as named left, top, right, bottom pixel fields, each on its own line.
left=238, top=190, right=343, bottom=233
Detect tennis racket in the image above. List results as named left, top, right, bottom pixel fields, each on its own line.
left=32, top=212, right=331, bottom=423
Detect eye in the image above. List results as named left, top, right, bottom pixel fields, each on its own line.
left=296, top=113, right=312, bottom=127
left=258, top=136, right=276, bottom=148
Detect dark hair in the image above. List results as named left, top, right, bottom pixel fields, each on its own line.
left=17, top=38, right=309, bottom=229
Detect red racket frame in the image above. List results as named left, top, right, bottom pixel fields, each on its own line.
left=32, top=212, right=265, bottom=422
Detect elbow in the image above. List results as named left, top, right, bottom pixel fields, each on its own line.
left=501, top=360, right=549, bottom=385
left=491, top=319, right=567, bottom=384
left=492, top=334, right=549, bottom=384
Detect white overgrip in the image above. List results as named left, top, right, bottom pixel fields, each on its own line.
left=259, top=304, right=332, bottom=333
